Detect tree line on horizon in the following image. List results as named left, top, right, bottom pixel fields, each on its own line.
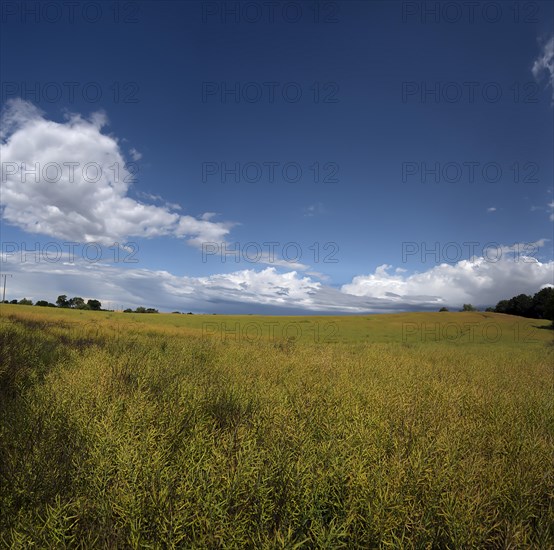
left=489, top=287, right=554, bottom=320
left=2, top=295, right=102, bottom=310
left=2, top=295, right=158, bottom=313
left=439, top=287, right=554, bottom=323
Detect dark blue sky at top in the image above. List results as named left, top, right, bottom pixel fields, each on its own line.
left=1, top=0, right=553, bottom=286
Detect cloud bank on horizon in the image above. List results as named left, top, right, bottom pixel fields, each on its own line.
left=1, top=248, right=552, bottom=314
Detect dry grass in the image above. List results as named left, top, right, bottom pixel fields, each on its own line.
left=0, top=305, right=552, bottom=548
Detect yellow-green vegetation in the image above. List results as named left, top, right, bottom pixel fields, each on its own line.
left=1, top=304, right=553, bottom=548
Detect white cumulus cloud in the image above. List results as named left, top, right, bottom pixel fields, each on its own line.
left=0, top=99, right=232, bottom=247
left=341, top=253, right=554, bottom=309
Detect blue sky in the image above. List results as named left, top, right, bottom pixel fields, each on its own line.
left=1, top=0, right=553, bottom=313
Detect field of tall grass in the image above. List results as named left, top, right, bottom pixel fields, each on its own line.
left=1, top=304, right=553, bottom=548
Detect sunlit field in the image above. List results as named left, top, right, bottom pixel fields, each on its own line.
left=1, top=304, right=552, bottom=548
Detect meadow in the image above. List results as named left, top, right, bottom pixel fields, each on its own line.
left=0, top=304, right=552, bottom=548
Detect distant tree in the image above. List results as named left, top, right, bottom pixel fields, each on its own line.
left=507, top=294, right=533, bottom=318
left=87, top=299, right=102, bottom=311
left=544, top=291, right=554, bottom=326
left=530, top=287, right=554, bottom=319
left=171, top=311, right=181, bottom=314
left=10, top=299, right=18, bottom=304
left=56, top=295, right=69, bottom=308
left=123, top=308, right=133, bottom=313
left=439, top=307, right=449, bottom=312
left=135, top=306, right=146, bottom=313
left=145, top=308, right=159, bottom=313
left=493, top=288, right=554, bottom=321
left=68, top=297, right=86, bottom=309
left=187, top=312, right=194, bottom=315
left=485, top=307, right=495, bottom=312
left=461, top=304, right=477, bottom=312
left=35, top=300, right=50, bottom=307
left=18, top=298, right=33, bottom=305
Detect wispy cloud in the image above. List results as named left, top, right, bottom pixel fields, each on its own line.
left=530, top=202, right=554, bottom=221
left=487, top=207, right=496, bottom=213
left=129, top=147, right=142, bottom=161
left=532, top=35, right=554, bottom=102
left=303, top=202, right=326, bottom=217
left=136, top=191, right=182, bottom=211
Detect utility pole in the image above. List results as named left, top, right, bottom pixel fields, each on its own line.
left=1, top=274, right=12, bottom=302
